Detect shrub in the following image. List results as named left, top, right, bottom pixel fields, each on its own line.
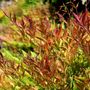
left=0, top=8, right=90, bottom=89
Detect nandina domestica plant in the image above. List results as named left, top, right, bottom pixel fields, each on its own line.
left=0, top=8, right=90, bottom=89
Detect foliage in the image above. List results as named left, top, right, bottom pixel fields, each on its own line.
left=0, top=1, right=90, bottom=90
left=67, top=48, right=90, bottom=90
left=43, top=0, right=90, bottom=22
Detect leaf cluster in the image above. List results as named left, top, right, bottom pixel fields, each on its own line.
left=0, top=7, right=90, bottom=90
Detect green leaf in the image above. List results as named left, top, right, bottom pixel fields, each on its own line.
left=22, top=50, right=27, bottom=58
left=31, top=51, right=37, bottom=58
left=0, top=10, right=4, bottom=19
left=1, top=48, right=22, bottom=63
left=73, top=81, right=79, bottom=90
left=20, top=76, right=35, bottom=86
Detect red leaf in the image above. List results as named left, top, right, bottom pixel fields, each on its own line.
left=20, top=19, right=25, bottom=28
left=12, top=13, right=16, bottom=23
left=73, top=13, right=83, bottom=27
left=81, top=10, right=88, bottom=25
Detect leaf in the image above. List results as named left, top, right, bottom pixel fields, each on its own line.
left=31, top=51, right=37, bottom=58
left=54, top=27, right=62, bottom=39
left=22, top=50, right=27, bottom=58
left=73, top=13, right=83, bottom=27
left=0, top=10, right=4, bottom=18
left=20, top=76, right=35, bottom=86
left=5, top=41, right=35, bottom=49
left=73, top=81, right=79, bottom=90
left=1, top=48, right=22, bottom=63
left=81, top=10, right=88, bottom=25
left=12, top=13, right=16, bottom=23
left=20, top=19, right=25, bottom=28
left=82, top=0, right=87, bottom=5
